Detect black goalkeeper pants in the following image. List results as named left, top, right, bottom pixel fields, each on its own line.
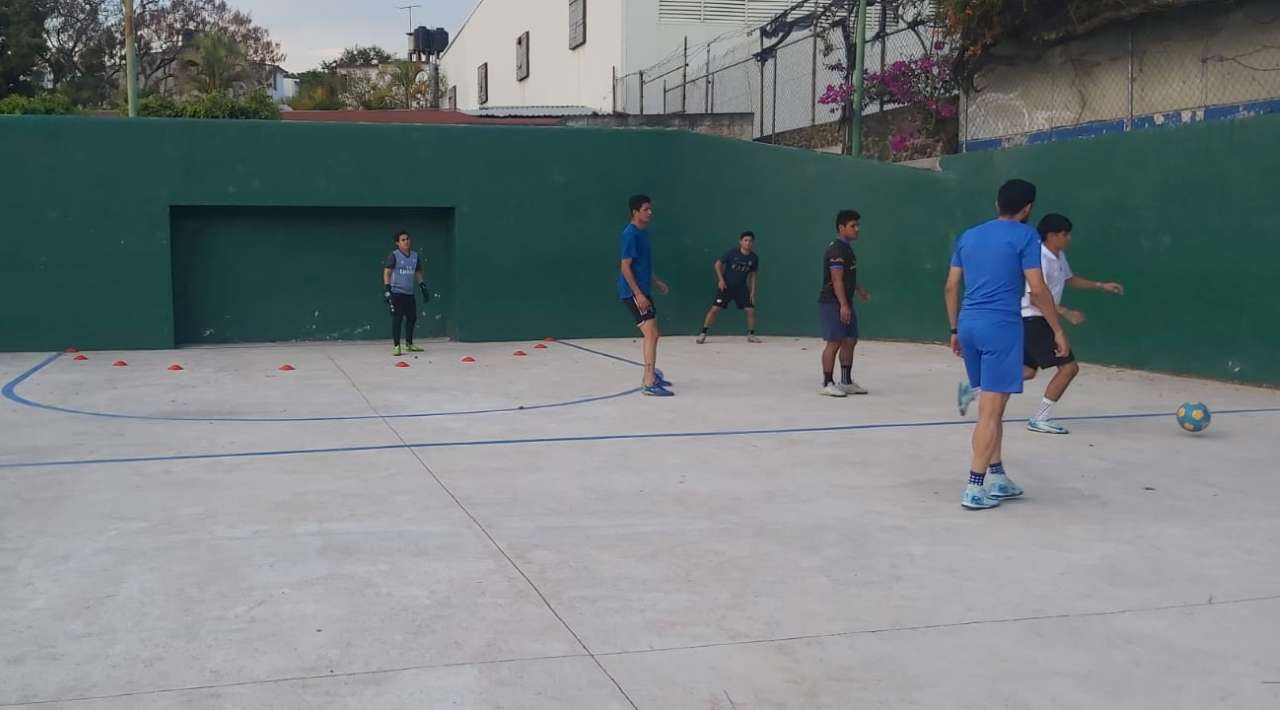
left=391, top=294, right=417, bottom=345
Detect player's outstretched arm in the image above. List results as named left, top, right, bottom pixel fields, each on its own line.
left=1067, top=275, right=1124, bottom=295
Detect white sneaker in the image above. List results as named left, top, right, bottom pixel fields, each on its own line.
left=746, top=334, right=763, bottom=343
left=695, top=333, right=707, bottom=344
left=841, top=381, right=868, bottom=395
left=819, top=383, right=848, bottom=397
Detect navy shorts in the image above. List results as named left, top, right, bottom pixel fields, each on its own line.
left=959, top=316, right=1024, bottom=394
left=819, top=302, right=858, bottom=342
left=622, top=294, right=657, bottom=325
left=713, top=286, right=754, bottom=310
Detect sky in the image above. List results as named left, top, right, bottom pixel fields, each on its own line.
left=231, top=0, right=479, bottom=71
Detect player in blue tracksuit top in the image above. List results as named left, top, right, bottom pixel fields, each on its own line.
left=944, top=179, right=1068, bottom=510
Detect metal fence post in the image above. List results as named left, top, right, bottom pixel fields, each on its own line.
left=1126, top=22, right=1135, bottom=131
left=612, top=66, right=617, bottom=113
left=758, top=32, right=765, bottom=136
left=705, top=44, right=712, bottom=113
left=639, top=70, right=645, bottom=114
left=682, top=36, right=688, bottom=113
left=771, top=53, right=779, bottom=141
left=811, top=21, right=819, bottom=127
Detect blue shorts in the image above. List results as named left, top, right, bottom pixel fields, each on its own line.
left=958, top=316, right=1024, bottom=394
left=819, top=302, right=858, bottom=341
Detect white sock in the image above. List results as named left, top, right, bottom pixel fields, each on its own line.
left=1035, top=397, right=1056, bottom=421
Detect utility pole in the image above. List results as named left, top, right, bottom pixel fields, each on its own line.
left=399, top=4, right=422, bottom=33
left=399, top=5, right=423, bottom=59
left=850, top=0, right=869, bottom=157
left=123, top=0, right=139, bottom=117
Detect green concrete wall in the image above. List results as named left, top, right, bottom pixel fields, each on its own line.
left=170, top=207, right=454, bottom=344
left=1, top=113, right=1277, bottom=385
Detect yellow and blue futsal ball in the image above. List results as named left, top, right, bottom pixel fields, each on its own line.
left=1176, top=402, right=1211, bottom=433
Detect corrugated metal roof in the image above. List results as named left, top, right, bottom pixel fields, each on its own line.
left=464, top=105, right=601, bottom=118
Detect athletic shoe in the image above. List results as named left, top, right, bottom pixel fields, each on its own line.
left=986, top=473, right=1024, bottom=499
left=746, top=334, right=763, bottom=343
left=1027, top=418, right=1069, bottom=435
left=654, top=368, right=673, bottom=387
left=392, top=345, right=402, bottom=357
left=405, top=344, right=424, bottom=353
left=962, top=484, right=1001, bottom=510
left=957, top=382, right=976, bottom=416
left=695, top=333, right=707, bottom=344
left=819, top=383, right=848, bottom=397
left=841, top=381, right=868, bottom=395
left=642, top=383, right=674, bottom=397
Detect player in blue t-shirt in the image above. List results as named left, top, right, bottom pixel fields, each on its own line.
left=618, top=194, right=673, bottom=396
left=944, top=179, right=1068, bottom=510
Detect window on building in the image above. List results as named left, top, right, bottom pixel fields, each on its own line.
left=477, top=63, right=488, bottom=105
left=516, top=31, right=530, bottom=81
left=569, top=0, right=587, bottom=49
left=657, top=0, right=793, bottom=24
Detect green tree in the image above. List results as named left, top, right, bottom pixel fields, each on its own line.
left=322, top=45, right=392, bottom=71
left=381, top=59, right=424, bottom=109
left=0, top=0, right=50, bottom=98
left=287, top=69, right=342, bottom=110
left=42, top=0, right=122, bottom=106
left=186, top=30, right=247, bottom=95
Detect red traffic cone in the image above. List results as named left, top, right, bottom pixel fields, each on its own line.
left=543, top=337, right=556, bottom=341
left=395, top=361, right=410, bottom=368
left=461, top=356, right=476, bottom=363
left=513, top=350, right=527, bottom=357
left=534, top=343, right=548, bottom=349
left=64, top=347, right=79, bottom=353
left=167, top=363, right=184, bottom=371
left=73, top=354, right=89, bottom=361
left=278, top=364, right=296, bottom=371
left=112, top=360, right=128, bottom=367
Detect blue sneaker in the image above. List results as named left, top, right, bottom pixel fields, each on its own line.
left=986, top=474, right=1024, bottom=499
left=642, top=383, right=674, bottom=397
left=654, top=368, right=673, bottom=387
left=1027, top=418, right=1069, bottom=434
left=957, top=382, right=976, bottom=416
left=962, top=484, right=1001, bottom=510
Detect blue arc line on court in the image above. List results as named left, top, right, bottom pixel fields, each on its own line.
left=0, top=349, right=640, bottom=422
left=3, top=407, right=1278, bottom=471
left=556, top=340, right=645, bottom=367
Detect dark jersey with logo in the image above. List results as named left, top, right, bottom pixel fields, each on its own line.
left=818, top=238, right=856, bottom=303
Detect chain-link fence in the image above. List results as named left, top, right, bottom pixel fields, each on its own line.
left=961, top=0, right=1280, bottom=150
left=613, top=0, right=949, bottom=152
left=616, top=0, right=1280, bottom=156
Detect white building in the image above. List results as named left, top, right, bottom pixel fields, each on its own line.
left=441, top=0, right=796, bottom=112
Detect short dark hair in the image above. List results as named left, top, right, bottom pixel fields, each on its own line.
left=740, top=230, right=755, bottom=240
left=394, top=230, right=410, bottom=243
left=997, top=179, right=1037, bottom=216
left=1037, top=213, right=1073, bottom=241
left=836, top=209, right=861, bottom=229
left=628, top=194, right=652, bottom=214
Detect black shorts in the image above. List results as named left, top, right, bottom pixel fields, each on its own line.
left=1023, top=316, right=1076, bottom=370
left=391, top=293, right=416, bottom=317
left=622, top=294, right=657, bottom=325
left=712, top=286, right=754, bottom=310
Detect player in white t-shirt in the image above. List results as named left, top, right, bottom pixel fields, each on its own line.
left=1020, top=214, right=1125, bottom=433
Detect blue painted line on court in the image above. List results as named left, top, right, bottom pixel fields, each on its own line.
left=0, top=348, right=640, bottom=422
left=556, top=340, right=645, bottom=367
left=3, top=406, right=1278, bottom=471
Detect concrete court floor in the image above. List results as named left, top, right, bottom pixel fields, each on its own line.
left=1, top=337, right=1278, bottom=709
